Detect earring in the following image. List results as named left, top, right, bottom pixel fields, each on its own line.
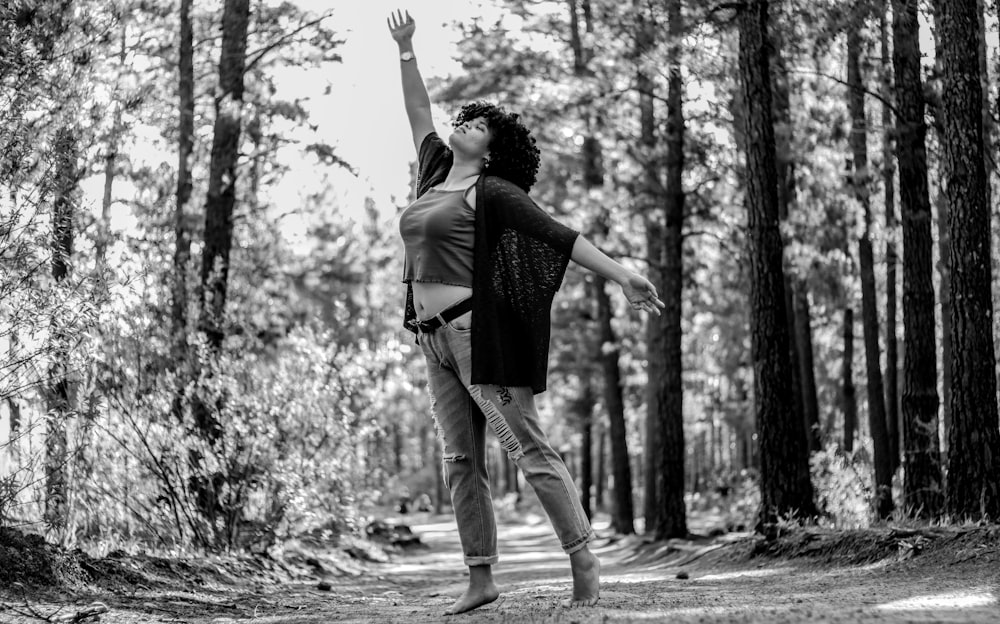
left=482, top=156, right=491, bottom=169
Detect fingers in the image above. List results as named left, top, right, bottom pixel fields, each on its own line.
left=387, top=9, right=413, bottom=30
left=629, top=293, right=665, bottom=315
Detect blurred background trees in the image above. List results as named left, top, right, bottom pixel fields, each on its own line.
left=1, top=0, right=998, bottom=554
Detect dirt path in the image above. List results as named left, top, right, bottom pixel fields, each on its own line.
left=284, top=514, right=999, bottom=624
left=2, top=514, right=998, bottom=623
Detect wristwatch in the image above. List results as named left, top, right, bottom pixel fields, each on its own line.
left=400, top=51, right=415, bottom=62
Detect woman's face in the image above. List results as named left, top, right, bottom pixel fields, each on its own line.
left=449, top=117, right=493, bottom=161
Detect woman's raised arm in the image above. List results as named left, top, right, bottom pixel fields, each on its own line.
left=387, top=9, right=435, bottom=152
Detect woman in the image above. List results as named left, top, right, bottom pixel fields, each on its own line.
left=388, top=9, right=664, bottom=615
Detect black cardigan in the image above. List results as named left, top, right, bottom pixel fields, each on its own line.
left=402, top=133, right=580, bottom=393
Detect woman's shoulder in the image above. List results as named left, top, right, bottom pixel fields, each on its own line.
left=482, top=175, right=530, bottom=200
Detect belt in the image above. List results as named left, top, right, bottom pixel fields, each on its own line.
left=408, top=298, right=473, bottom=333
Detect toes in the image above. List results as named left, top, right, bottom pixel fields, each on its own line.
left=562, top=597, right=599, bottom=608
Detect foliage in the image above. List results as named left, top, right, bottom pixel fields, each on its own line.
left=810, top=443, right=875, bottom=529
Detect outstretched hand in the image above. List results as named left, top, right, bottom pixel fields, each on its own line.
left=622, top=273, right=665, bottom=315
left=387, top=9, right=415, bottom=42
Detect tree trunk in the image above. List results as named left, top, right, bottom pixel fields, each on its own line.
left=846, top=14, right=893, bottom=517
left=737, top=0, right=817, bottom=530
left=770, top=32, right=806, bottom=451
left=595, top=425, right=605, bottom=509
left=770, top=28, right=821, bottom=454
left=199, top=0, right=250, bottom=350
left=568, top=0, right=600, bottom=524
left=975, top=0, right=995, bottom=197
left=935, top=0, right=1000, bottom=520
left=929, top=10, right=954, bottom=469
left=648, top=0, right=687, bottom=541
left=6, top=331, right=22, bottom=459
left=46, top=125, right=79, bottom=538
left=935, top=190, right=952, bottom=462
left=879, top=7, right=900, bottom=474
left=842, top=307, right=856, bottom=454
left=636, top=0, right=659, bottom=531
left=580, top=392, right=593, bottom=520
left=97, top=28, right=128, bottom=273
left=596, top=273, right=634, bottom=534
left=792, top=283, right=821, bottom=450
left=171, top=0, right=195, bottom=430
left=892, top=0, right=943, bottom=517
left=174, top=0, right=194, bottom=351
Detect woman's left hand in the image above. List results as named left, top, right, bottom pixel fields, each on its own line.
left=621, top=273, right=665, bottom=315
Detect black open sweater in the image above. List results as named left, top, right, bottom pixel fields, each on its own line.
left=403, top=132, right=580, bottom=393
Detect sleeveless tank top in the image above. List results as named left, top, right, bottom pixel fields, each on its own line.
left=399, top=187, right=475, bottom=287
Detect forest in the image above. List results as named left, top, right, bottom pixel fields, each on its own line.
left=1, top=0, right=999, bottom=622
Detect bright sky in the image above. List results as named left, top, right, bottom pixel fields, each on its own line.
left=268, top=0, right=504, bottom=233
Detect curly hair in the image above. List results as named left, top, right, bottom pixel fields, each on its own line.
left=453, top=101, right=540, bottom=193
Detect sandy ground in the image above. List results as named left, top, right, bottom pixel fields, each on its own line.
left=1, top=513, right=998, bottom=623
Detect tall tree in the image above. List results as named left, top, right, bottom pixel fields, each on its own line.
left=770, top=21, right=820, bottom=454
left=891, top=0, right=943, bottom=517
left=638, top=0, right=664, bottom=534
left=879, top=3, right=900, bottom=474
left=199, top=0, right=251, bottom=350
left=846, top=8, right=893, bottom=518
left=934, top=0, right=1000, bottom=520
left=930, top=16, right=954, bottom=464
left=45, top=125, right=80, bottom=537
left=737, top=0, right=816, bottom=529
left=595, top=264, right=635, bottom=534
left=568, top=0, right=598, bottom=525
left=173, top=0, right=194, bottom=355
left=568, top=0, right=634, bottom=535
left=649, top=0, right=688, bottom=540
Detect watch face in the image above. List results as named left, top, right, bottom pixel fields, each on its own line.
left=400, top=52, right=414, bottom=61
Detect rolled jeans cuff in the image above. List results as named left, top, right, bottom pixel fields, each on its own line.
left=562, top=529, right=596, bottom=555
left=464, top=554, right=500, bottom=566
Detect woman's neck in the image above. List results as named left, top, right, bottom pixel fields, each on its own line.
left=441, top=158, right=482, bottom=188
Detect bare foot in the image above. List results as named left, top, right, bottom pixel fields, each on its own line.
left=444, top=583, right=499, bottom=615
left=563, top=547, right=600, bottom=607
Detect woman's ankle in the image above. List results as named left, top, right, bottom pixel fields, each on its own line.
left=468, top=564, right=495, bottom=585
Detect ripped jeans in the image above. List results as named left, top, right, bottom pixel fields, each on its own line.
left=418, top=304, right=595, bottom=566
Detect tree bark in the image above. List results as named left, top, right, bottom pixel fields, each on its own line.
left=737, top=0, right=817, bottom=530
left=770, top=26, right=821, bottom=454
left=842, top=307, right=856, bottom=454
left=595, top=424, right=605, bottom=509
left=934, top=0, right=1000, bottom=520
left=770, top=32, right=805, bottom=452
left=45, top=125, right=79, bottom=537
left=199, top=0, right=251, bottom=350
left=892, top=0, right=943, bottom=517
left=846, top=13, right=893, bottom=517
left=174, top=0, right=194, bottom=351
left=595, top=274, right=635, bottom=534
left=791, top=283, right=820, bottom=449
left=568, top=0, right=599, bottom=525
left=976, top=0, right=995, bottom=198
left=929, top=9, right=954, bottom=468
left=579, top=386, right=593, bottom=520
left=648, top=0, right=688, bottom=541
left=879, top=7, right=900, bottom=474
left=635, top=0, right=663, bottom=534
